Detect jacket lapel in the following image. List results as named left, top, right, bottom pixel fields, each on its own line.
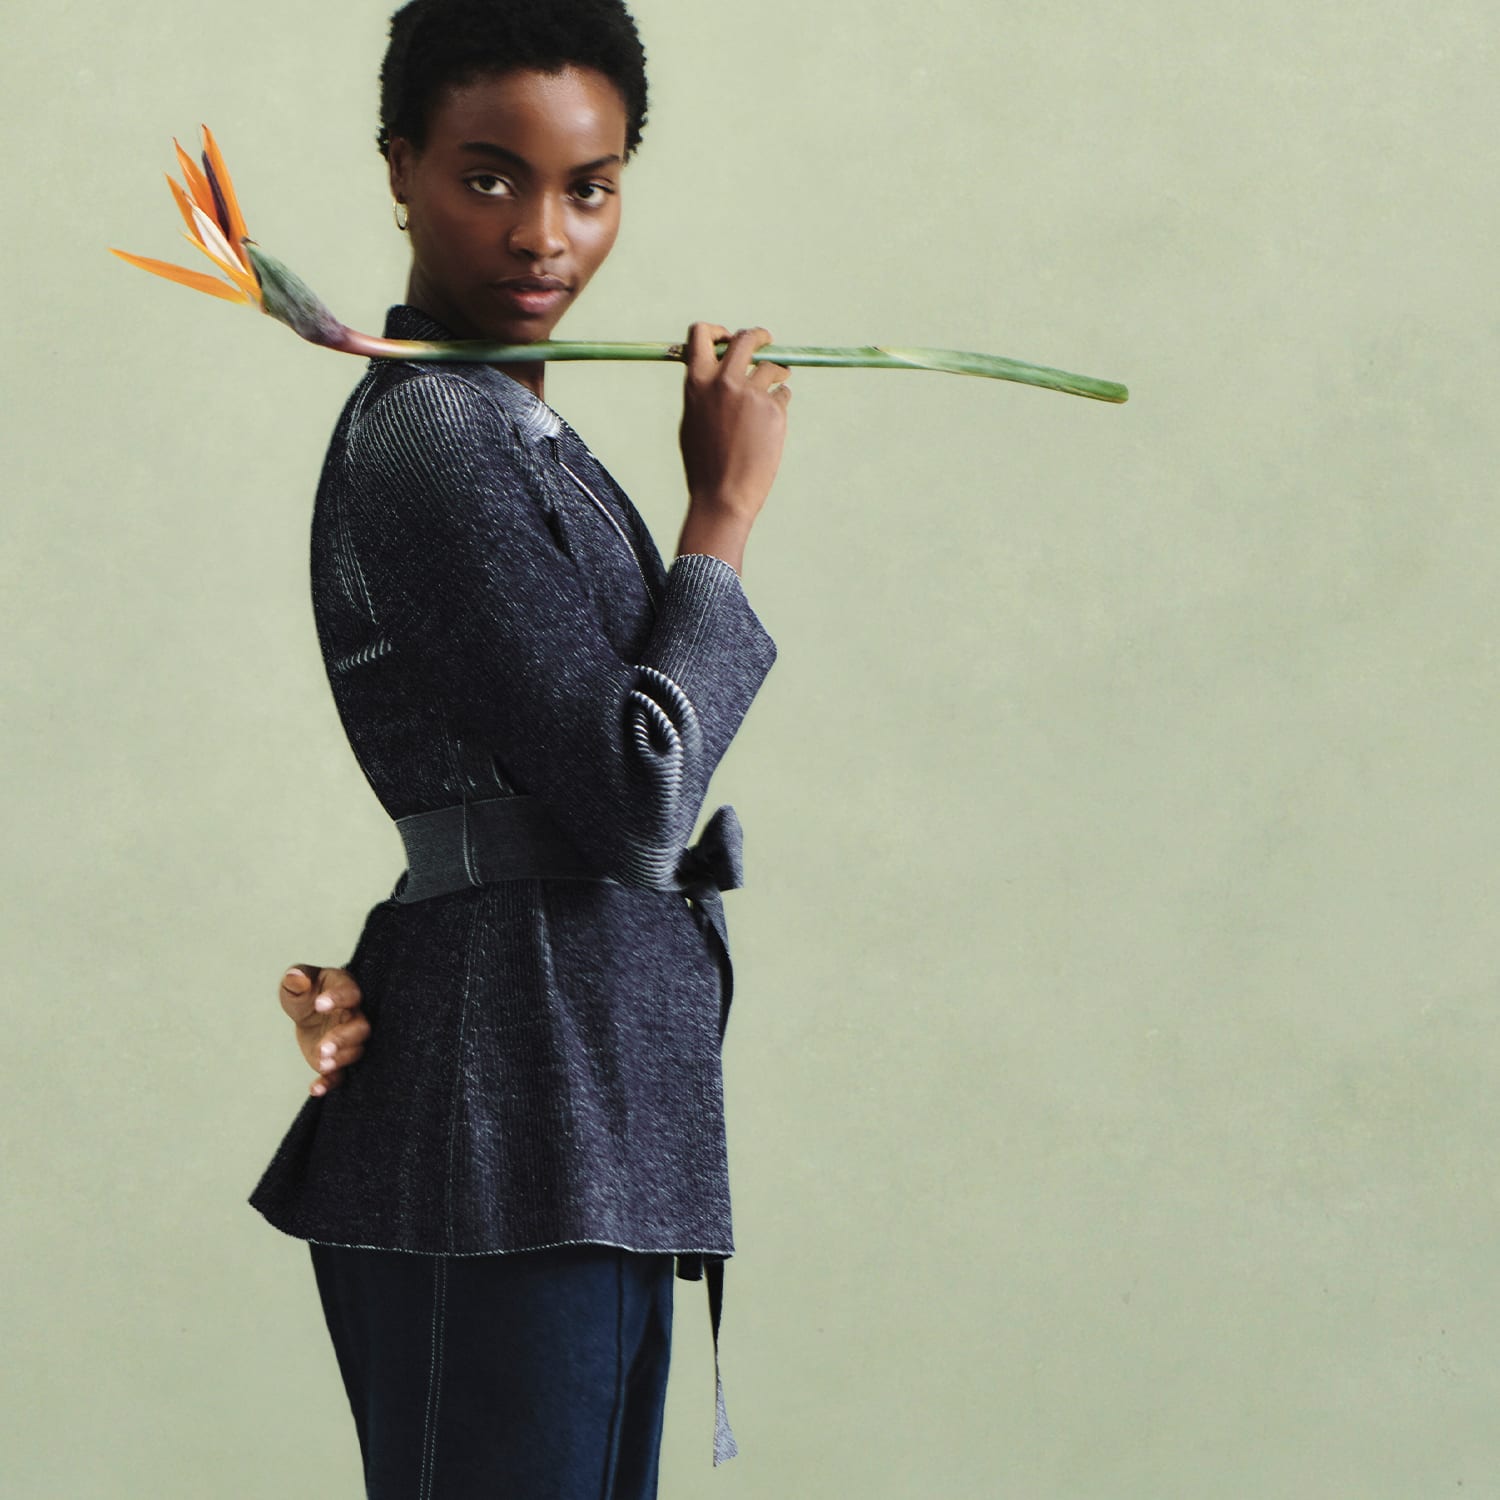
left=378, top=303, right=670, bottom=607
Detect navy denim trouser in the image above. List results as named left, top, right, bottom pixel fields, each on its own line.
left=309, top=1241, right=676, bottom=1500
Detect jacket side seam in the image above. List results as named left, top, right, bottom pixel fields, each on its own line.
left=442, top=901, right=484, bottom=1252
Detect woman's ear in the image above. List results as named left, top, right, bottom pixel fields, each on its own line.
left=387, top=137, right=412, bottom=203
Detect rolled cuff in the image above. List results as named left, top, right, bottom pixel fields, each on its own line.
left=646, top=553, right=778, bottom=765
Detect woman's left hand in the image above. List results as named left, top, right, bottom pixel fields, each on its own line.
left=280, top=964, right=369, bottom=1096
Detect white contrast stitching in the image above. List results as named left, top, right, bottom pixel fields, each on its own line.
left=329, top=635, right=393, bottom=673
left=554, top=451, right=660, bottom=610
left=418, top=1257, right=447, bottom=1500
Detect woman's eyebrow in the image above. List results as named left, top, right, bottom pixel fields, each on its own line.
left=458, top=141, right=623, bottom=174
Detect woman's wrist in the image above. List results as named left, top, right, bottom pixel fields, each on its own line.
left=675, top=506, right=751, bottom=576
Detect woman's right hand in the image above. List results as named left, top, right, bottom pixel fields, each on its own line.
left=280, top=964, right=369, bottom=1097
left=678, top=323, right=791, bottom=530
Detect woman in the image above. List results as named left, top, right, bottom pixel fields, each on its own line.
left=247, top=1, right=790, bottom=1495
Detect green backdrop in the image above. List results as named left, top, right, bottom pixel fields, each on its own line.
left=7, top=2, right=1499, bottom=1495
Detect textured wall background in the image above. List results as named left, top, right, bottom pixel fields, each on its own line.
left=6, top=2, right=1498, bottom=1495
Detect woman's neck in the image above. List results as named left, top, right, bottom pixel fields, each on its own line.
left=401, top=280, right=547, bottom=400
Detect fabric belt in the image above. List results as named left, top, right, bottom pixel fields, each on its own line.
left=389, top=792, right=742, bottom=1465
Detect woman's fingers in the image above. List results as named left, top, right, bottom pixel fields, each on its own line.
left=281, top=964, right=364, bottom=1026
left=685, top=324, right=782, bottom=383
left=312, top=966, right=364, bottom=1016
left=280, top=964, right=317, bottom=1024
left=749, top=359, right=790, bottom=390
left=684, top=322, right=732, bottom=383
left=282, top=963, right=369, bottom=1093
left=309, top=1016, right=369, bottom=1092
left=720, top=326, right=771, bottom=379
left=678, top=321, right=789, bottom=526
left=306, top=1026, right=366, bottom=1096
left=337, top=1011, right=372, bottom=1048
left=315, top=1015, right=371, bottom=1068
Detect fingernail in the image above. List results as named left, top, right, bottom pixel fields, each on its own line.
left=314, top=995, right=332, bottom=1012
left=320, top=1040, right=335, bottom=1057
left=319, top=1057, right=336, bottom=1071
left=312, top=1083, right=326, bottom=1096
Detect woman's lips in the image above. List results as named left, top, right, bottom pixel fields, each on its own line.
left=491, top=283, right=569, bottom=317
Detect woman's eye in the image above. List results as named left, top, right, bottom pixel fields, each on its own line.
left=574, top=182, right=616, bottom=206
left=466, top=174, right=512, bottom=197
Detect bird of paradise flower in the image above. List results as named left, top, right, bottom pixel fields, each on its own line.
left=110, top=127, right=259, bottom=307
left=110, top=125, right=1128, bottom=403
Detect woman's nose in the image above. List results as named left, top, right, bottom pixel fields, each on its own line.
left=507, top=193, right=568, bottom=260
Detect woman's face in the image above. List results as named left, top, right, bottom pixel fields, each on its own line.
left=387, top=64, right=628, bottom=354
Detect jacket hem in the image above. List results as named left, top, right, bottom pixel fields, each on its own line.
left=247, top=1197, right=733, bottom=1263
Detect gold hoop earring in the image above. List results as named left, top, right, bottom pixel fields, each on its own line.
left=393, top=199, right=409, bottom=231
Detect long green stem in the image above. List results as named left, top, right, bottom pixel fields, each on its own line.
left=339, top=330, right=1128, bottom=403
left=244, top=243, right=1128, bottom=403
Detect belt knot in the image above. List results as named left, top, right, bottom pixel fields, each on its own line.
left=674, top=804, right=744, bottom=898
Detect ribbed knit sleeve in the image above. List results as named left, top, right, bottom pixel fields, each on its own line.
left=344, top=370, right=777, bottom=887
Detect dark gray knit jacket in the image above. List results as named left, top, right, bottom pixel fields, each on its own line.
left=248, top=304, right=776, bottom=1364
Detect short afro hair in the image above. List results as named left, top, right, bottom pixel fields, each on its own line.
left=377, top=0, right=649, bottom=161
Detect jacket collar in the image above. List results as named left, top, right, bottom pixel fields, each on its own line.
left=381, top=304, right=564, bottom=444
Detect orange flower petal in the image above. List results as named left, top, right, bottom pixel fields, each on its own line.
left=166, top=172, right=201, bottom=241
left=179, top=229, right=262, bottom=304
left=172, top=137, right=217, bottom=223
left=108, top=246, right=251, bottom=303
left=199, top=124, right=249, bottom=253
